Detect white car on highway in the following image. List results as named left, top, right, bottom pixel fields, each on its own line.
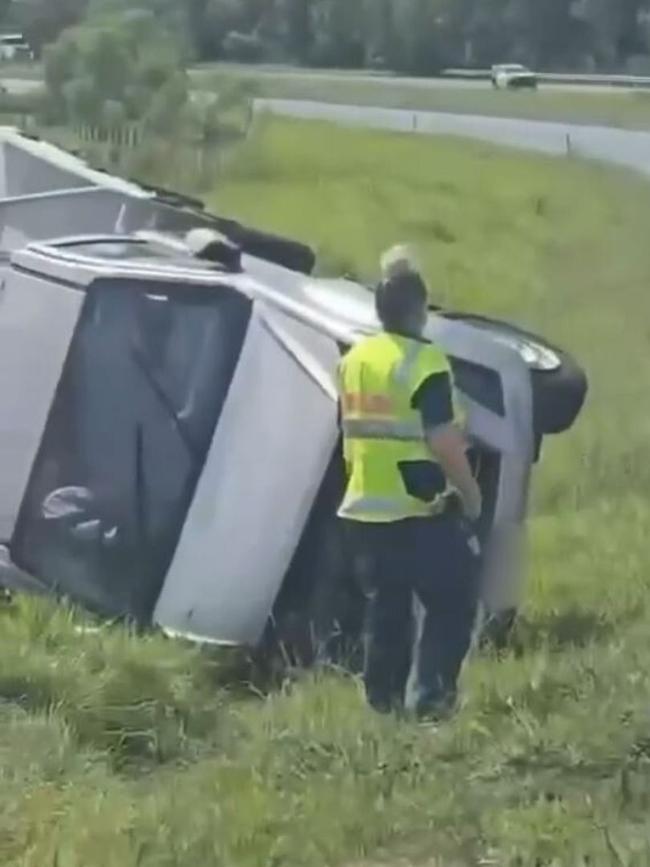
left=491, top=64, right=538, bottom=90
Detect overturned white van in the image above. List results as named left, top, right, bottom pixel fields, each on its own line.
left=0, top=129, right=587, bottom=652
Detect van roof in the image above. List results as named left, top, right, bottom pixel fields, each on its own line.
left=11, top=236, right=378, bottom=346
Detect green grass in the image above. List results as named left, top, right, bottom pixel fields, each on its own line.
left=6, top=118, right=650, bottom=865
left=195, top=65, right=650, bottom=130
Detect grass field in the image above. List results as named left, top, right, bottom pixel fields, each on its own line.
left=196, top=65, right=650, bottom=130
left=4, top=118, right=650, bottom=865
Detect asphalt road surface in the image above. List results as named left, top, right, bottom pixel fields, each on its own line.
left=196, top=63, right=644, bottom=95
left=1, top=78, right=41, bottom=95
left=257, top=97, right=650, bottom=177
left=3, top=65, right=646, bottom=96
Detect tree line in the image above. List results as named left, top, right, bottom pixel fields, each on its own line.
left=33, top=0, right=254, bottom=193
left=7, top=0, right=650, bottom=74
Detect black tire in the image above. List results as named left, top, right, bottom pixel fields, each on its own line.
left=138, top=181, right=317, bottom=275
left=529, top=346, right=587, bottom=436
left=209, top=215, right=317, bottom=275
left=509, top=78, right=538, bottom=90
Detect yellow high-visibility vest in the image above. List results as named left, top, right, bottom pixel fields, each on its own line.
left=338, top=331, right=461, bottom=523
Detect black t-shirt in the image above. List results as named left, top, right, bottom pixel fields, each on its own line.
left=411, top=372, right=454, bottom=430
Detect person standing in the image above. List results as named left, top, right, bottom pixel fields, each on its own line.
left=337, top=259, right=482, bottom=718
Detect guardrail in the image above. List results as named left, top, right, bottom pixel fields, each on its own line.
left=443, top=68, right=650, bottom=88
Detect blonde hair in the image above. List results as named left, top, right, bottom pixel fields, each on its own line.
left=380, top=244, right=420, bottom=281
left=185, top=227, right=230, bottom=256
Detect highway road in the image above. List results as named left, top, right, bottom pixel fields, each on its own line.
left=257, top=97, right=650, bottom=177
left=195, top=63, right=645, bottom=95
left=5, top=69, right=650, bottom=176
left=1, top=78, right=41, bottom=95
left=2, top=63, right=648, bottom=96
left=1, top=66, right=644, bottom=97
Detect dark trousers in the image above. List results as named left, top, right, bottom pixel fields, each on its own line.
left=343, top=514, right=479, bottom=716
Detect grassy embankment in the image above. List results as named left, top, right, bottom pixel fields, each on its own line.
left=196, top=64, right=650, bottom=130
left=3, top=118, right=650, bottom=865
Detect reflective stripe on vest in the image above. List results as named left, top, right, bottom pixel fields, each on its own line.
left=393, top=340, right=424, bottom=388
left=341, top=418, right=424, bottom=442
left=338, top=333, right=453, bottom=523
left=339, top=493, right=448, bottom=520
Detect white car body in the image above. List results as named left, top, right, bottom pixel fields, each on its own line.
left=491, top=64, right=538, bottom=90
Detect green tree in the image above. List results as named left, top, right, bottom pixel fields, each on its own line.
left=82, top=26, right=134, bottom=100
left=390, top=0, right=451, bottom=74
left=0, top=0, right=11, bottom=26
left=27, top=0, right=650, bottom=78
left=144, top=71, right=189, bottom=134
left=283, top=0, right=313, bottom=62
left=63, top=75, right=99, bottom=124
left=574, top=0, right=650, bottom=66
left=20, top=0, right=90, bottom=55
left=43, top=31, right=80, bottom=99
left=362, top=0, right=400, bottom=69
left=202, top=0, right=242, bottom=58
left=309, top=0, right=366, bottom=67
left=42, top=6, right=186, bottom=126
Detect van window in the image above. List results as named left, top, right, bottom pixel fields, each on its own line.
left=12, top=278, right=251, bottom=621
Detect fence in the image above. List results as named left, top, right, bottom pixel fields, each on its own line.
left=76, top=124, right=143, bottom=149
left=68, top=117, right=253, bottom=196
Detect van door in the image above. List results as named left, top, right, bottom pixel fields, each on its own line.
left=154, top=303, right=340, bottom=646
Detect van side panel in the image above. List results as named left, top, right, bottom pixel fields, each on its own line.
left=0, top=269, right=83, bottom=539
left=154, top=306, right=340, bottom=645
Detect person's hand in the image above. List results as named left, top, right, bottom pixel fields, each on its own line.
left=462, top=484, right=482, bottom=523
left=467, top=533, right=482, bottom=557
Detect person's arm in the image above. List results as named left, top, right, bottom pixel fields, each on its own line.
left=425, top=424, right=482, bottom=521
left=412, top=372, right=482, bottom=521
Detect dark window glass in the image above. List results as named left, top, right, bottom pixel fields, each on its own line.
left=450, top=357, right=505, bottom=417
left=12, top=277, right=251, bottom=622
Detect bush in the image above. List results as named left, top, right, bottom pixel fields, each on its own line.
left=81, top=26, right=134, bottom=101
left=63, top=76, right=99, bottom=125
left=144, top=71, right=189, bottom=134
left=101, top=99, right=127, bottom=129
left=43, top=32, right=79, bottom=99
left=123, top=83, right=151, bottom=120
left=137, top=55, right=178, bottom=91
left=0, top=91, right=42, bottom=117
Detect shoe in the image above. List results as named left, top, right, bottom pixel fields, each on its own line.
left=415, top=690, right=458, bottom=724
left=480, top=608, right=517, bottom=651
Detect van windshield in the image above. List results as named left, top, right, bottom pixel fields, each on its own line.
left=11, top=277, right=251, bottom=621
